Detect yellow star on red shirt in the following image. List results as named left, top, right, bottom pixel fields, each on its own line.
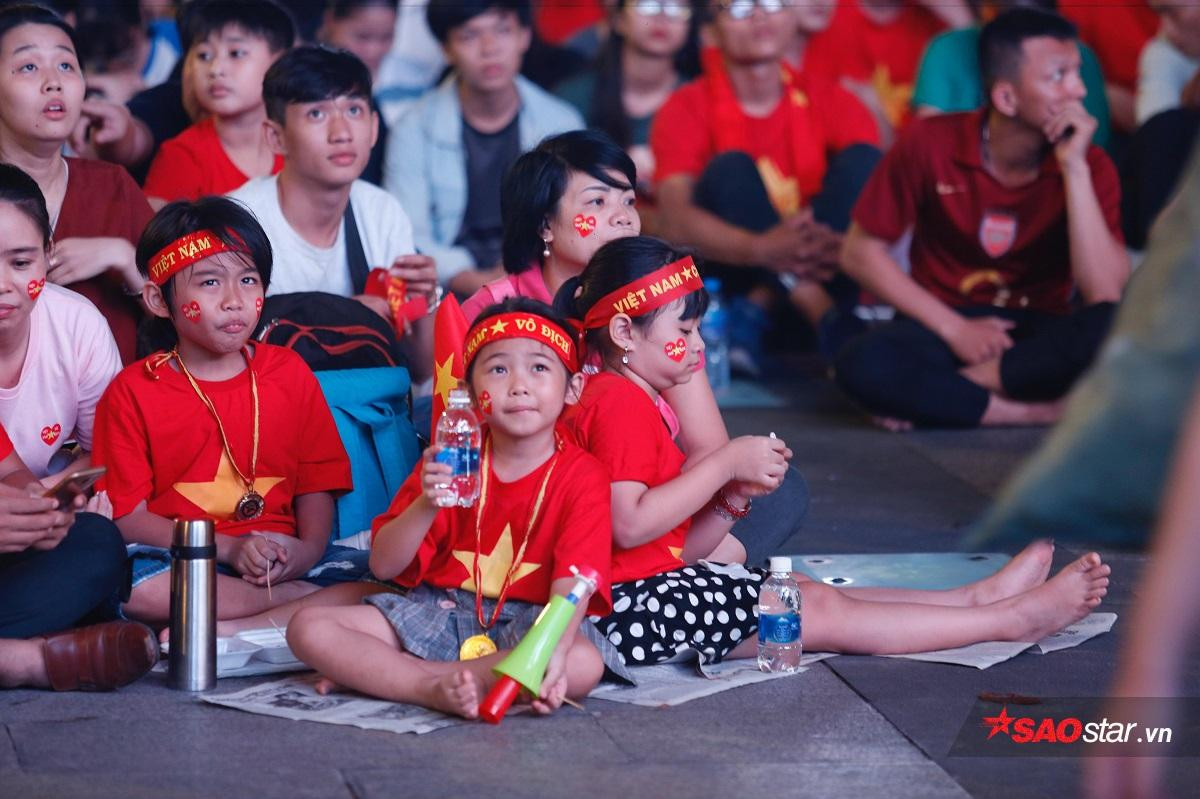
left=173, top=452, right=284, bottom=519
left=452, top=523, right=541, bottom=596
left=434, top=353, right=458, bottom=408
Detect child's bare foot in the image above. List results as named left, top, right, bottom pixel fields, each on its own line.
left=968, top=540, right=1055, bottom=606
left=422, top=670, right=482, bottom=719
left=1004, top=552, right=1110, bottom=642
left=314, top=676, right=344, bottom=695
left=871, top=415, right=913, bottom=432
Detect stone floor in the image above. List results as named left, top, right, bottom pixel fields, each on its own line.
left=2, top=371, right=1196, bottom=799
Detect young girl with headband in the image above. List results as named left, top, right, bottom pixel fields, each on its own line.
left=92, top=197, right=368, bottom=625
left=283, top=297, right=626, bottom=718
left=560, top=236, right=1112, bottom=667
left=466, top=128, right=808, bottom=566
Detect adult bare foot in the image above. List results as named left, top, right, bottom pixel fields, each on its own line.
left=1003, top=553, right=1110, bottom=642
left=422, top=669, right=482, bottom=719
left=968, top=539, right=1055, bottom=605
left=871, top=415, right=914, bottom=432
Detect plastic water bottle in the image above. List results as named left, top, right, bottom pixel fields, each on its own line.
left=700, top=277, right=731, bottom=393
left=757, top=556, right=802, bottom=673
left=434, top=388, right=481, bottom=507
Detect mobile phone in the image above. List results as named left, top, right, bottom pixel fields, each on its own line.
left=42, top=466, right=106, bottom=508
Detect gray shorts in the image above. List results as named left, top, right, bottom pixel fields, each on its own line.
left=365, top=585, right=633, bottom=683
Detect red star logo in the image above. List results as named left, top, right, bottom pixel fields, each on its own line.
left=982, top=706, right=1015, bottom=740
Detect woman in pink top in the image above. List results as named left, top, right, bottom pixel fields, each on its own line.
left=465, top=130, right=808, bottom=565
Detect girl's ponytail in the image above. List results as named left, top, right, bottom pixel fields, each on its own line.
left=553, top=275, right=585, bottom=322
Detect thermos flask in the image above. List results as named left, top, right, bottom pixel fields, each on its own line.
left=168, top=519, right=216, bottom=691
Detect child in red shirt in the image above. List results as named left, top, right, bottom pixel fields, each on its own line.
left=280, top=298, right=621, bottom=719
left=142, top=0, right=293, bottom=207
left=92, top=197, right=363, bottom=625
left=561, top=235, right=1111, bottom=667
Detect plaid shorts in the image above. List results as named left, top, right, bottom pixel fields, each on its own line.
left=127, top=541, right=370, bottom=589
left=365, top=585, right=633, bottom=682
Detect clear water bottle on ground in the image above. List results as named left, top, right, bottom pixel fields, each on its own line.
left=700, top=277, right=731, bottom=393
left=757, top=556, right=802, bottom=673
left=434, top=388, right=481, bottom=508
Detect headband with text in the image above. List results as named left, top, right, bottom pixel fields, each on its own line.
left=581, top=255, right=703, bottom=330
left=464, top=312, right=580, bottom=373
left=148, top=230, right=246, bottom=286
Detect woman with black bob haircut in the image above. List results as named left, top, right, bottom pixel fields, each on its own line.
left=135, top=197, right=273, bottom=356
left=553, top=236, right=811, bottom=567
left=462, top=129, right=638, bottom=322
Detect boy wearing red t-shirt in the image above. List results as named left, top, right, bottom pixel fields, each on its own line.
left=142, top=0, right=294, bottom=208
left=652, top=0, right=881, bottom=368
left=836, top=9, right=1130, bottom=429
left=283, top=298, right=619, bottom=719
left=93, top=198, right=364, bottom=624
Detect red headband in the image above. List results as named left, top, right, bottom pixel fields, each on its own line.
left=464, top=312, right=580, bottom=373
left=581, top=256, right=703, bottom=330
left=148, top=230, right=245, bottom=286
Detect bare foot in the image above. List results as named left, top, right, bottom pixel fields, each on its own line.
left=422, top=670, right=482, bottom=720
left=314, top=676, right=344, bottom=695
left=871, top=415, right=913, bottom=432
left=1003, top=553, right=1110, bottom=642
left=968, top=540, right=1055, bottom=606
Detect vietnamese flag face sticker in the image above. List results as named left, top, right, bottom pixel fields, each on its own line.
left=573, top=214, right=596, bottom=237
left=27, top=278, right=44, bottom=300
left=479, top=390, right=493, bottom=415
left=181, top=301, right=201, bottom=323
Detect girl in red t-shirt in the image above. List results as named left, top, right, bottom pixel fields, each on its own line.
left=280, top=299, right=624, bottom=720
left=561, top=235, right=1112, bottom=668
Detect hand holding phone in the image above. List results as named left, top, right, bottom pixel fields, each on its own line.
left=43, top=466, right=106, bottom=509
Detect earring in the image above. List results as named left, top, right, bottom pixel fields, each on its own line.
left=542, top=238, right=551, bottom=258
left=621, top=347, right=630, bottom=366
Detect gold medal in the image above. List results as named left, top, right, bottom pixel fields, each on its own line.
left=235, top=489, right=265, bottom=521
left=459, top=633, right=497, bottom=660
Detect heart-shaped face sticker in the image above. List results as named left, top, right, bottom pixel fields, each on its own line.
left=664, top=338, right=687, bottom=362
left=479, top=390, right=492, bottom=415
left=255, top=297, right=263, bottom=313
left=41, top=423, right=61, bottom=445
left=182, top=301, right=201, bottom=322
left=573, top=214, right=596, bottom=237
left=27, top=278, right=45, bottom=300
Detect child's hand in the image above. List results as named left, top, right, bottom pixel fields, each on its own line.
left=244, top=533, right=313, bottom=585
left=724, top=435, right=790, bottom=490
left=85, top=490, right=113, bottom=519
left=231, top=534, right=284, bottom=579
left=420, top=446, right=454, bottom=506
left=530, top=647, right=569, bottom=716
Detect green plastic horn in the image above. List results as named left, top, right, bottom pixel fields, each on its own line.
left=478, top=565, right=600, bottom=724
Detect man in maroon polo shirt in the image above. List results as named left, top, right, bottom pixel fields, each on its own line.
left=835, top=8, right=1129, bottom=429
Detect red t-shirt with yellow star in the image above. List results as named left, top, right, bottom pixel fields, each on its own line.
left=652, top=66, right=878, bottom=218
left=805, top=0, right=946, bottom=130
left=372, top=439, right=614, bottom=616
left=561, top=372, right=688, bottom=584
left=93, top=344, right=352, bottom=537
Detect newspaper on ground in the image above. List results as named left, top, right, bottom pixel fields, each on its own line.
left=590, top=652, right=837, bottom=707
left=201, top=673, right=465, bottom=734
left=881, top=612, right=1116, bottom=669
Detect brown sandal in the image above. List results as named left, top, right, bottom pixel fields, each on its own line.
left=42, top=621, right=159, bottom=691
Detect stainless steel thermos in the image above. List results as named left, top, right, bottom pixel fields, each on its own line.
left=168, top=519, right=216, bottom=691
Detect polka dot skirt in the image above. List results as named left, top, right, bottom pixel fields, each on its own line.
left=597, top=565, right=765, bottom=666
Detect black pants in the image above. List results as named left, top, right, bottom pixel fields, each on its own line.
left=732, top=465, right=809, bottom=567
left=692, top=145, right=880, bottom=302
left=0, top=513, right=127, bottom=639
left=834, top=303, right=1117, bottom=428
left=1121, top=108, right=1200, bottom=250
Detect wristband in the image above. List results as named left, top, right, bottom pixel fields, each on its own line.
left=712, top=491, right=751, bottom=522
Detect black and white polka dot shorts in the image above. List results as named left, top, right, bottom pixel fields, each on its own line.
left=595, top=564, right=765, bottom=667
